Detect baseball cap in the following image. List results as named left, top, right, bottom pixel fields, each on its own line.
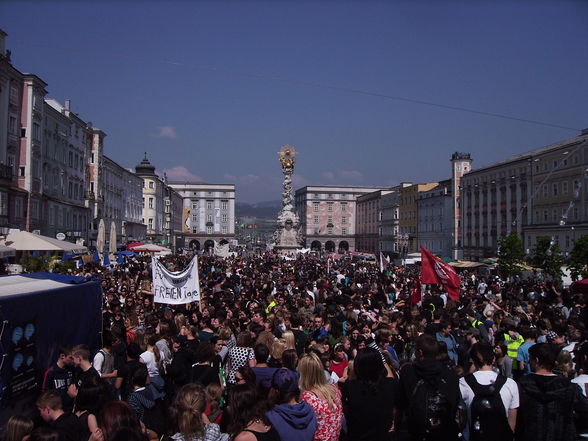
left=546, top=331, right=559, bottom=343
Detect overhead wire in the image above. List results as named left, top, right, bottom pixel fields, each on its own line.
left=13, top=40, right=582, bottom=133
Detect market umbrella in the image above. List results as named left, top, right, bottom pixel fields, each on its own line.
left=0, top=230, right=87, bottom=253
left=0, top=244, right=16, bottom=258
left=109, top=221, right=117, bottom=254
left=97, top=219, right=105, bottom=254
left=103, top=252, right=111, bottom=267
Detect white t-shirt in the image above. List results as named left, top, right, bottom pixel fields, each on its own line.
left=572, top=374, right=588, bottom=397
left=459, top=370, right=519, bottom=417
left=140, top=350, right=160, bottom=377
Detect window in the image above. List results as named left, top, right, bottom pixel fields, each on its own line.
left=206, top=200, right=213, bottom=209
left=341, top=202, right=347, bottom=212
left=542, top=185, right=547, bottom=198
left=543, top=210, right=548, bottom=221
left=0, top=192, right=7, bottom=216
left=206, top=225, right=213, bottom=234
left=342, top=227, right=348, bottom=235
left=148, top=181, right=154, bottom=189
left=342, top=216, right=348, bottom=224
left=313, top=202, right=319, bottom=212
left=221, top=200, right=228, bottom=210
left=15, top=198, right=23, bottom=218
left=148, top=218, right=153, bottom=229
left=313, top=216, right=319, bottom=224
left=192, top=215, right=198, bottom=222
left=148, top=198, right=153, bottom=209
left=33, top=123, right=40, bottom=140
left=327, top=202, right=334, bottom=212
left=553, top=208, right=558, bottom=221
left=222, top=225, right=228, bottom=234
left=552, top=183, right=558, bottom=196
left=207, top=214, right=213, bottom=222
left=192, top=201, right=198, bottom=209
left=327, top=227, right=333, bottom=235
left=68, top=152, right=73, bottom=167
left=562, top=181, right=568, bottom=195
left=221, top=214, right=228, bottom=222
left=8, top=115, right=17, bottom=135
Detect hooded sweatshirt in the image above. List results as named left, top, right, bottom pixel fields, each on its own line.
left=266, top=401, right=317, bottom=441
left=517, top=374, right=588, bottom=441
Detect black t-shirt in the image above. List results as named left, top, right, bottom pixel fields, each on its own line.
left=342, top=377, right=398, bottom=441
left=52, top=412, right=81, bottom=441
left=74, top=366, right=100, bottom=389
left=190, top=364, right=219, bottom=386
left=117, top=359, right=143, bottom=401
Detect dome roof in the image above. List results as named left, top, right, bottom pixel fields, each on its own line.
left=135, top=152, right=156, bottom=176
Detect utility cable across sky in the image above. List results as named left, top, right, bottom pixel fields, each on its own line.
left=14, top=40, right=582, bottom=133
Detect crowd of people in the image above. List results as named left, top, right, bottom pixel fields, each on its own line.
left=4, top=251, right=588, bottom=441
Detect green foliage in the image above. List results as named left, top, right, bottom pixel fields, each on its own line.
left=569, top=234, right=588, bottom=281
left=532, top=236, right=564, bottom=279
left=21, top=255, right=49, bottom=272
left=497, top=233, right=525, bottom=276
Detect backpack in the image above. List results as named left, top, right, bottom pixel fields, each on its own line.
left=464, top=373, right=512, bottom=441
left=406, top=376, right=457, bottom=439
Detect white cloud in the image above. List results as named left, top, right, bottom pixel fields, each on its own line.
left=163, top=166, right=203, bottom=182
left=321, top=171, right=335, bottom=181
left=223, top=174, right=237, bottom=181
left=154, top=126, right=177, bottom=139
left=339, top=170, right=363, bottom=181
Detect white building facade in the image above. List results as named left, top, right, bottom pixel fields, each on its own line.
left=169, top=182, right=236, bottom=251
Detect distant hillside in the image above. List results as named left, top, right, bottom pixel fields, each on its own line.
left=236, top=201, right=281, bottom=219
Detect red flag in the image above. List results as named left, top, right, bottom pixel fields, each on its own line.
left=411, top=279, right=422, bottom=306
left=420, top=246, right=461, bottom=300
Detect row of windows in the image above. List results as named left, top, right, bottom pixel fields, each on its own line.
left=312, top=216, right=348, bottom=224
left=312, top=201, right=348, bottom=212
left=191, top=226, right=229, bottom=234
left=191, top=200, right=229, bottom=210
left=191, top=214, right=230, bottom=223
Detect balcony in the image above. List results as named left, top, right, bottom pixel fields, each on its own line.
left=0, top=164, right=14, bottom=181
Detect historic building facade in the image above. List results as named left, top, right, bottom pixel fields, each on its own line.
left=169, top=182, right=236, bottom=251
left=42, top=99, right=89, bottom=242
left=294, top=185, right=385, bottom=253
left=461, top=130, right=588, bottom=259
left=398, top=183, right=438, bottom=253
left=355, top=189, right=393, bottom=254
left=417, top=179, right=453, bottom=258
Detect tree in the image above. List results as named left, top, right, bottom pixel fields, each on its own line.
left=569, top=234, right=588, bottom=281
left=497, top=233, right=525, bottom=277
left=532, top=236, right=564, bottom=279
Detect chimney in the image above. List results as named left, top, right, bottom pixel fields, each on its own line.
left=65, top=99, right=71, bottom=111
left=0, top=29, right=7, bottom=58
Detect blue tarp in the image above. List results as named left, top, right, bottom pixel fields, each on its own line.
left=114, top=251, right=136, bottom=256
left=0, top=273, right=102, bottom=408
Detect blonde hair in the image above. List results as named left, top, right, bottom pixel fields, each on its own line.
left=271, top=339, right=288, bottom=361
left=256, top=331, right=276, bottom=351
left=282, top=331, right=296, bottom=351
left=171, top=383, right=206, bottom=437
left=298, top=352, right=340, bottom=408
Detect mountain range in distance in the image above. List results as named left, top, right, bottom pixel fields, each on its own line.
left=236, top=201, right=281, bottom=219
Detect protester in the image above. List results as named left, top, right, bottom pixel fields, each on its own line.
left=20, top=250, right=588, bottom=441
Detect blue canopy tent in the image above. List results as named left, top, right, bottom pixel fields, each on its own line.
left=114, top=251, right=136, bottom=256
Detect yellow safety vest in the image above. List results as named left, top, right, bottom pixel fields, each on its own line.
left=504, top=333, right=524, bottom=369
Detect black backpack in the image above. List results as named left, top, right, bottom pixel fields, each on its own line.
left=407, top=376, right=457, bottom=439
left=464, top=373, right=513, bottom=441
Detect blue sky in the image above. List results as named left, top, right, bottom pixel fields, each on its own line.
left=2, top=1, right=587, bottom=202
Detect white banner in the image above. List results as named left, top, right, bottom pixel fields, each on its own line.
left=152, top=256, right=201, bottom=304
